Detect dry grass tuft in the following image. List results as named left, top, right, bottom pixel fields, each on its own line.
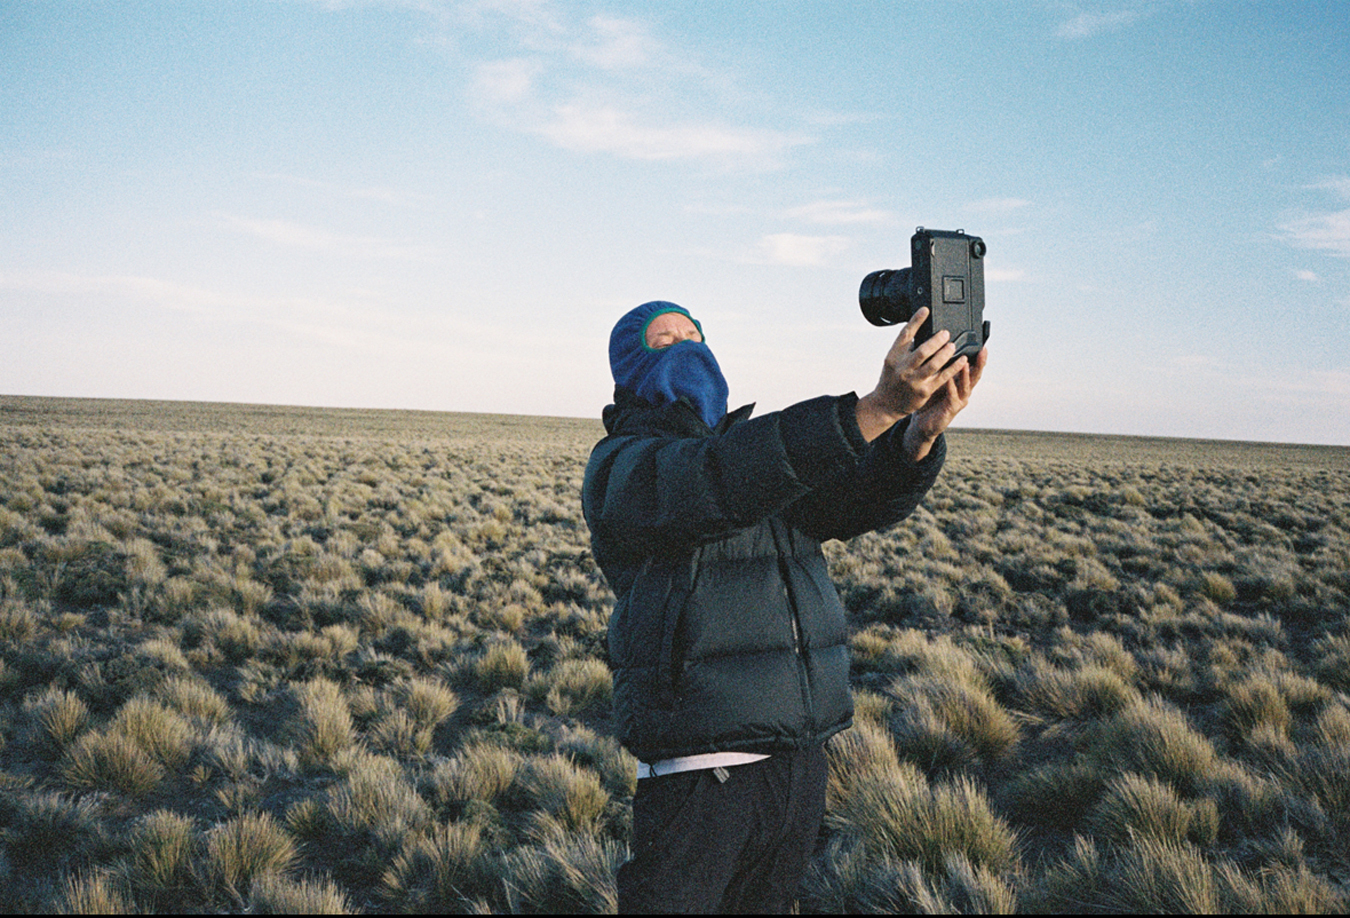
left=289, top=677, right=359, bottom=770
left=205, top=810, right=300, bottom=896
left=826, top=757, right=1018, bottom=876
left=499, top=834, right=625, bottom=915
left=124, top=809, right=198, bottom=901
left=380, top=820, right=492, bottom=912
left=248, top=872, right=353, bottom=914
left=53, top=870, right=135, bottom=915
left=63, top=730, right=165, bottom=798
left=24, top=686, right=90, bottom=754
left=1088, top=696, right=1218, bottom=794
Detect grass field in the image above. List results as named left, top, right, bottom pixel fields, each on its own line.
left=1, top=394, right=1348, bottom=913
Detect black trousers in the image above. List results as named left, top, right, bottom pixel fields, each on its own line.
left=617, top=744, right=828, bottom=914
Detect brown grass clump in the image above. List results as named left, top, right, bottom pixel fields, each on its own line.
left=825, top=757, right=1018, bottom=876
left=499, top=834, right=626, bottom=914
left=248, top=872, right=353, bottom=914
left=204, top=810, right=299, bottom=898
left=123, top=809, right=198, bottom=903
left=474, top=639, right=531, bottom=692
left=426, top=741, right=524, bottom=814
left=889, top=674, right=1021, bottom=771
left=1034, top=833, right=1345, bottom=913
left=110, top=696, right=195, bottom=771
left=1087, top=696, right=1218, bottom=795
left=1088, top=772, right=1219, bottom=846
left=289, top=677, right=359, bottom=770
left=24, top=686, right=90, bottom=754
left=53, top=869, right=135, bottom=914
left=63, top=730, right=165, bottom=798
left=325, top=752, right=433, bottom=849
left=515, top=753, right=611, bottom=840
left=533, top=657, right=613, bottom=717
left=380, top=820, right=493, bottom=912
left=157, top=674, right=232, bottom=725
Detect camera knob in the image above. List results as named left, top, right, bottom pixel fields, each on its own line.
left=970, top=239, right=987, bottom=259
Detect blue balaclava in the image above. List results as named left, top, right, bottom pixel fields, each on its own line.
left=609, top=301, right=729, bottom=430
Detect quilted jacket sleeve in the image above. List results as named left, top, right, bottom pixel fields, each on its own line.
left=582, top=395, right=867, bottom=564
left=783, top=412, right=946, bottom=543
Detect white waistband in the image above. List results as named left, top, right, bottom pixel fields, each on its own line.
left=636, top=752, right=770, bottom=779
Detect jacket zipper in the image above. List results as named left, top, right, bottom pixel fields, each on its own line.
left=772, top=521, right=813, bottom=724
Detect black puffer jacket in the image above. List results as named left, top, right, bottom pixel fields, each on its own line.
left=582, top=389, right=945, bottom=762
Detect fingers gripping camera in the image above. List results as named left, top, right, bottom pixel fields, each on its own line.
left=860, top=228, right=990, bottom=362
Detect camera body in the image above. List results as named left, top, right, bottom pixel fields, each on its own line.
left=860, top=227, right=989, bottom=361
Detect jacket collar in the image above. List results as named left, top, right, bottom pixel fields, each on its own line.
left=603, top=386, right=754, bottom=438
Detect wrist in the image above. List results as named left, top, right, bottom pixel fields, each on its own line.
left=901, top=419, right=937, bottom=463
left=855, top=391, right=905, bottom=443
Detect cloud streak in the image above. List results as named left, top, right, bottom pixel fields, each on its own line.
left=757, top=233, right=850, bottom=267
left=218, top=215, right=437, bottom=261
left=1056, top=10, right=1142, bottom=39
left=463, top=10, right=812, bottom=167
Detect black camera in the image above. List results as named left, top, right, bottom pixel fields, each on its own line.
left=860, top=227, right=989, bottom=362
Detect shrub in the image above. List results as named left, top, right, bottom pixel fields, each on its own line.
left=1088, top=696, right=1218, bottom=795
left=248, top=872, right=353, bottom=915
left=24, top=687, right=90, bottom=754
left=53, top=870, right=135, bottom=915
left=124, top=809, right=198, bottom=902
left=498, top=834, right=625, bottom=915
left=204, top=811, right=299, bottom=897
left=825, top=759, right=1018, bottom=875
left=289, top=678, right=359, bottom=770
left=380, top=821, right=492, bottom=913
left=474, top=640, right=530, bottom=692
left=63, top=730, right=165, bottom=798
left=1088, top=772, right=1219, bottom=845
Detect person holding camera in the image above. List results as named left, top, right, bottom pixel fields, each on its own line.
left=582, top=299, right=987, bottom=914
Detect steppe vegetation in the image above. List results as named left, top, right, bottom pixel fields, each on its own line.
left=1, top=394, right=1348, bottom=913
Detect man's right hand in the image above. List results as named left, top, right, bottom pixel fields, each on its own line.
left=855, top=308, right=971, bottom=443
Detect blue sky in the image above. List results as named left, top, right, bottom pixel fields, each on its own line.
left=2, top=1, right=1348, bottom=445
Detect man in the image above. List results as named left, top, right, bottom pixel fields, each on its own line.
left=582, top=299, right=987, bottom=913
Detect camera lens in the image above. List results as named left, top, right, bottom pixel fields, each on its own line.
left=860, top=268, right=912, bottom=326
left=970, top=239, right=987, bottom=259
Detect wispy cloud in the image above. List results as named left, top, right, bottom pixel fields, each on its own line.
left=0, top=269, right=397, bottom=351
left=252, top=172, right=423, bottom=207
left=218, top=215, right=436, bottom=261
left=1279, top=177, right=1350, bottom=258
left=784, top=199, right=895, bottom=225
left=757, top=233, right=850, bottom=267
left=570, top=15, right=662, bottom=70
left=966, top=197, right=1032, bottom=213
left=461, top=8, right=812, bottom=167
left=534, top=104, right=806, bottom=162
left=1056, top=9, right=1143, bottom=40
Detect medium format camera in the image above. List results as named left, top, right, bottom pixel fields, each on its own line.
left=860, top=227, right=989, bottom=362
